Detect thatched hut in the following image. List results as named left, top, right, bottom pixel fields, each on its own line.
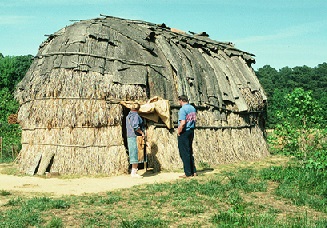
left=15, top=15, right=269, bottom=176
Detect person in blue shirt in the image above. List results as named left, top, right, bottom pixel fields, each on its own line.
left=177, top=95, right=197, bottom=178
left=126, top=103, right=145, bottom=178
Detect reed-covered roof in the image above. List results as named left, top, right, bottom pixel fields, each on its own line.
left=16, top=15, right=266, bottom=112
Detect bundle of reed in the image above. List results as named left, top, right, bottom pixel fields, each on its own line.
left=21, top=126, right=123, bottom=147
left=48, top=145, right=128, bottom=175
left=8, top=114, right=18, bottom=124
left=147, top=112, right=269, bottom=173
left=18, top=99, right=123, bottom=129
left=19, top=124, right=128, bottom=175
left=240, top=88, right=266, bottom=111
left=19, top=141, right=129, bottom=175
left=146, top=123, right=269, bottom=172
left=16, top=69, right=147, bottom=104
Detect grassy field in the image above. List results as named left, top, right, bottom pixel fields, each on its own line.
left=1, top=155, right=327, bottom=227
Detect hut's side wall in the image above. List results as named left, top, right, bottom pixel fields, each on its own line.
left=17, top=97, right=131, bottom=175
left=147, top=111, right=269, bottom=172
left=19, top=126, right=128, bottom=175
left=19, top=143, right=128, bottom=175
left=17, top=66, right=148, bottom=175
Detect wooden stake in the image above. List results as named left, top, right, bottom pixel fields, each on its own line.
left=0, top=137, right=2, bottom=161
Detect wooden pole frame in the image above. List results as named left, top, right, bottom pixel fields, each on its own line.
left=0, top=137, right=2, bottom=161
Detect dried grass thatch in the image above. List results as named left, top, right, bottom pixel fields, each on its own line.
left=15, top=15, right=269, bottom=176
left=8, top=114, right=18, bottom=124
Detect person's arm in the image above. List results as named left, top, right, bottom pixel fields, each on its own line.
left=134, top=115, right=145, bottom=138
left=178, top=120, right=186, bottom=136
left=135, top=128, right=145, bottom=138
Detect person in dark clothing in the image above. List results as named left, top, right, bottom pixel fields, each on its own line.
left=177, top=95, right=197, bottom=178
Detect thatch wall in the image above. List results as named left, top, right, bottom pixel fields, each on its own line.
left=147, top=126, right=267, bottom=172
left=15, top=16, right=269, bottom=176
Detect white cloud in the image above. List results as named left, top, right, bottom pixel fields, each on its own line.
left=235, top=20, right=327, bottom=44
left=0, top=0, right=110, bottom=6
left=0, top=16, right=34, bottom=25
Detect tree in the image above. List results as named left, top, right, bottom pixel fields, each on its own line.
left=256, top=65, right=279, bottom=97
left=0, top=55, right=32, bottom=161
left=284, top=88, right=323, bottom=128
left=256, top=63, right=327, bottom=128
left=266, top=88, right=288, bottom=128
left=0, top=88, right=21, bottom=161
left=270, top=88, right=327, bottom=173
left=271, top=88, right=324, bottom=154
left=0, top=55, right=33, bottom=92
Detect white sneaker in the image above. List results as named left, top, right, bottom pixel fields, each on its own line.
left=131, top=173, right=143, bottom=178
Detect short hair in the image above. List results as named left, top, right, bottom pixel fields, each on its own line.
left=178, top=95, right=189, bottom=102
left=130, top=103, right=140, bottom=110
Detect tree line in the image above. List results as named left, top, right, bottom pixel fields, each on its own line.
left=0, top=53, right=326, bottom=161
left=256, top=63, right=327, bottom=128
left=0, top=54, right=33, bottom=161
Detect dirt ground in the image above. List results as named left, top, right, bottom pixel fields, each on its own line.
left=0, top=167, right=184, bottom=196
left=0, top=155, right=289, bottom=197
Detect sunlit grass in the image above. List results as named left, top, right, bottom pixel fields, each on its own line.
left=1, top=158, right=327, bottom=227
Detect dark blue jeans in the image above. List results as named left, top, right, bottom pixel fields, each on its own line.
left=178, top=129, right=196, bottom=176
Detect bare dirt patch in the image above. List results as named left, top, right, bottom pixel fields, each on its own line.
left=0, top=155, right=290, bottom=197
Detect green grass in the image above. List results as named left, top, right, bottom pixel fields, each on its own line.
left=259, top=165, right=327, bottom=213
left=1, top=160, right=327, bottom=227
left=0, top=190, right=11, bottom=196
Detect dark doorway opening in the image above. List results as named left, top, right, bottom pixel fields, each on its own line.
left=121, top=106, right=147, bottom=172
left=122, top=106, right=129, bottom=153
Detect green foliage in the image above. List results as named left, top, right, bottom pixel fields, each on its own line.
left=119, top=218, right=168, bottom=227
left=284, top=88, right=323, bottom=128
left=1, top=165, right=327, bottom=227
left=0, top=55, right=32, bottom=162
left=0, top=88, right=22, bottom=162
left=83, top=192, right=122, bottom=206
left=0, top=55, right=33, bottom=92
left=266, top=88, right=288, bottom=127
left=259, top=165, right=327, bottom=212
left=256, top=65, right=279, bottom=98
left=268, top=88, right=327, bottom=175
left=45, top=217, right=63, bottom=228
left=0, top=190, right=11, bottom=196
left=0, top=197, right=70, bottom=227
left=256, top=63, right=327, bottom=128
left=305, top=144, right=327, bottom=171
left=211, top=211, right=277, bottom=227
left=5, top=197, right=70, bottom=210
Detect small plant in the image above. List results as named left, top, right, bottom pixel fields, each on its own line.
left=46, top=216, right=63, bottom=228
left=5, top=197, right=23, bottom=206
left=259, top=165, right=327, bottom=213
left=120, top=218, right=167, bottom=227
left=0, top=190, right=11, bottom=196
left=198, top=161, right=212, bottom=170
left=24, top=197, right=70, bottom=210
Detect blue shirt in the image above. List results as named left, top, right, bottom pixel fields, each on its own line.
left=178, top=103, right=196, bottom=131
left=126, top=111, right=143, bottom=137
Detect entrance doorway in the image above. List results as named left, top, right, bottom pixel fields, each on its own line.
left=121, top=106, right=147, bottom=171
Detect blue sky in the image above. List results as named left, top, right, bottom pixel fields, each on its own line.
left=0, top=0, right=326, bottom=70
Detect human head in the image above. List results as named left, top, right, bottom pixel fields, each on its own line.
left=130, top=103, right=140, bottom=111
left=178, top=95, right=189, bottom=105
